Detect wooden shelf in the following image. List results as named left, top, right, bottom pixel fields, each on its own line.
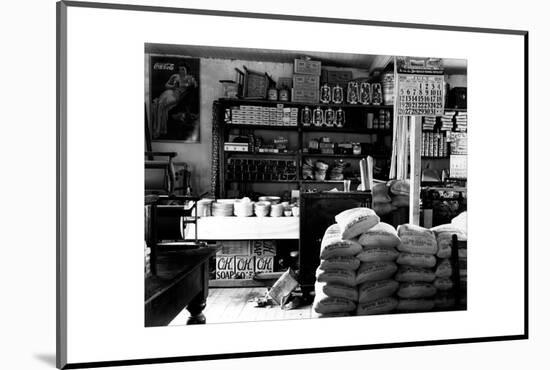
left=422, top=156, right=450, bottom=159
left=302, top=126, right=391, bottom=134
left=303, top=152, right=390, bottom=159
left=225, top=151, right=298, bottom=156
left=218, top=98, right=393, bottom=110
left=225, top=123, right=298, bottom=130
left=226, top=179, right=299, bottom=183
left=301, top=179, right=361, bottom=184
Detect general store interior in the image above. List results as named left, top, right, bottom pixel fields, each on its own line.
left=144, top=43, right=468, bottom=326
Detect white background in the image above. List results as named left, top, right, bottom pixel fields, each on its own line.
left=0, top=0, right=546, bottom=369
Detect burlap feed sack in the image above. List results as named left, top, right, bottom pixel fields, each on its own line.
left=320, top=224, right=362, bottom=259
left=356, top=297, right=398, bottom=315
left=389, top=179, right=410, bottom=195
left=396, top=252, right=436, bottom=268
left=395, top=266, right=436, bottom=282
left=391, top=194, right=410, bottom=208
left=319, top=256, right=360, bottom=271
left=435, top=259, right=452, bottom=278
left=434, top=277, right=453, bottom=291
left=316, top=267, right=356, bottom=287
left=397, top=282, right=437, bottom=298
left=313, top=295, right=357, bottom=314
left=356, top=247, right=399, bottom=263
left=397, top=224, right=437, bottom=255
left=357, top=222, right=400, bottom=249
left=372, top=182, right=392, bottom=204
left=357, top=279, right=399, bottom=303
left=372, top=202, right=397, bottom=216
left=355, top=262, right=398, bottom=285
left=315, top=281, right=359, bottom=302
left=396, top=298, right=435, bottom=312
left=335, top=208, right=380, bottom=240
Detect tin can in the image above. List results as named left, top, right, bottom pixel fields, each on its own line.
left=268, top=88, right=278, bottom=101
left=278, top=88, right=289, bottom=101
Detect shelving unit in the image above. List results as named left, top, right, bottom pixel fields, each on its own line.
left=212, top=98, right=394, bottom=198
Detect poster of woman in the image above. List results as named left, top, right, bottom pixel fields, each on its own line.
left=149, top=56, right=200, bottom=142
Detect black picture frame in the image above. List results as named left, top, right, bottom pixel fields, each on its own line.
left=148, top=55, right=200, bottom=142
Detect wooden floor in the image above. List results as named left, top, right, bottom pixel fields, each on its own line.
left=169, top=287, right=314, bottom=326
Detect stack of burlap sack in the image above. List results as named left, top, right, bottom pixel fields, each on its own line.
left=372, top=183, right=395, bottom=216
left=313, top=208, right=402, bottom=317
left=431, top=222, right=467, bottom=308
left=371, top=180, right=411, bottom=216
left=395, top=224, right=438, bottom=312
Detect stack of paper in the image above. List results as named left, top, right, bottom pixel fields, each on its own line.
left=440, top=111, right=455, bottom=131
left=423, top=116, right=437, bottom=130
left=455, top=111, right=467, bottom=132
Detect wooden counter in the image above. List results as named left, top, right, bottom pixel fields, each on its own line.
left=184, top=216, right=299, bottom=240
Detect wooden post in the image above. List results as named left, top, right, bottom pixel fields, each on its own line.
left=409, top=115, right=422, bottom=225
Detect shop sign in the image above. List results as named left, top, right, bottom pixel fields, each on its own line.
left=397, top=74, right=445, bottom=116
left=235, top=255, right=255, bottom=279
left=216, top=255, right=236, bottom=280
left=255, top=256, right=274, bottom=274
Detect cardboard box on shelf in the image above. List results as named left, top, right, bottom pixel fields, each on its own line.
left=294, top=59, right=322, bottom=75
left=235, top=255, right=256, bottom=279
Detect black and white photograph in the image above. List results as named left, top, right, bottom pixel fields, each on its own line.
left=49, top=1, right=531, bottom=368
left=144, top=44, right=468, bottom=327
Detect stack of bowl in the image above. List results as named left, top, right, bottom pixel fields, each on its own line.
left=234, top=198, right=254, bottom=217
left=212, top=199, right=235, bottom=217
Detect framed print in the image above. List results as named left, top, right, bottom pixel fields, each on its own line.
left=57, top=1, right=528, bottom=369
left=149, top=55, right=200, bottom=142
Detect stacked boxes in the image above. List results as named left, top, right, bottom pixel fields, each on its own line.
left=227, top=105, right=298, bottom=126
left=292, top=59, right=321, bottom=103
left=422, top=132, right=448, bottom=157
left=215, top=240, right=276, bottom=280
